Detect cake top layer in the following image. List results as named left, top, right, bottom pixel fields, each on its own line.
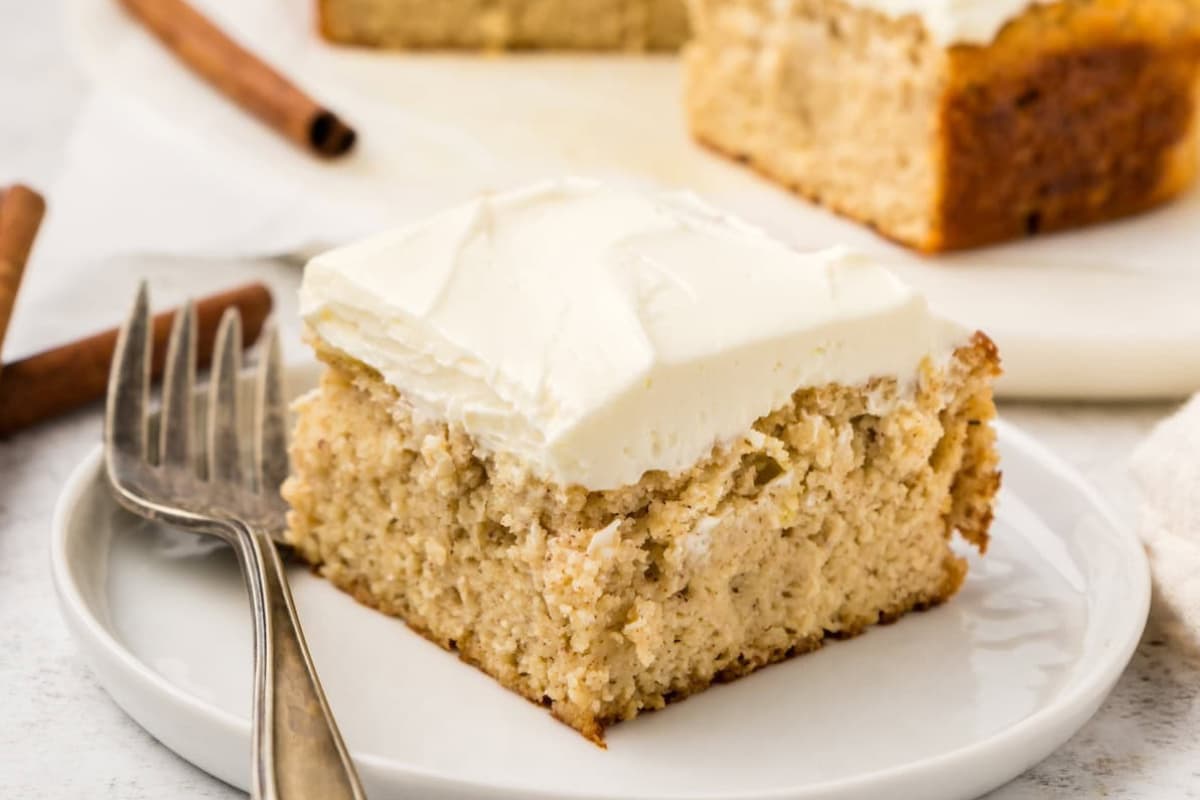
left=831, top=0, right=1048, bottom=44
left=301, top=179, right=966, bottom=489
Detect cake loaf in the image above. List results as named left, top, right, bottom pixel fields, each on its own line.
left=685, top=0, right=1200, bottom=251
left=318, top=0, right=690, bottom=50
left=284, top=180, right=1001, bottom=742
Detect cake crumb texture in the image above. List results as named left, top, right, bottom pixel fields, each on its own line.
left=684, top=0, right=1200, bottom=251
left=318, top=0, right=689, bottom=50
left=284, top=335, right=1000, bottom=742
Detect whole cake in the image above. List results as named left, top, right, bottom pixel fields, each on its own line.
left=317, top=0, right=690, bottom=50
left=283, top=179, right=1001, bottom=743
left=684, top=0, right=1200, bottom=252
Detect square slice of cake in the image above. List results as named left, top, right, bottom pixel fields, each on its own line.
left=283, top=179, right=1001, bottom=743
left=317, top=0, right=690, bottom=50
left=684, top=0, right=1200, bottom=252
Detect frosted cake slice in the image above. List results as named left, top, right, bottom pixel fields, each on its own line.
left=283, top=179, right=1001, bottom=743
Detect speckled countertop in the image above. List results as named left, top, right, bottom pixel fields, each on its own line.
left=2, top=2, right=1198, bottom=798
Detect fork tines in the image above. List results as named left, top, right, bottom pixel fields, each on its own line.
left=106, top=282, right=153, bottom=465
left=105, top=283, right=284, bottom=498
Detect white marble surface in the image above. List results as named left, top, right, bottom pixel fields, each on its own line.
left=1, top=2, right=1198, bottom=797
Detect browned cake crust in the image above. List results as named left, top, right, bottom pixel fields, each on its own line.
left=317, top=0, right=690, bottom=50
left=935, top=0, right=1200, bottom=250
left=685, top=0, right=1200, bottom=252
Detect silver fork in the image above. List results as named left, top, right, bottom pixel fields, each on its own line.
left=105, top=284, right=365, bottom=800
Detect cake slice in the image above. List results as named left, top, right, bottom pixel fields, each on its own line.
left=317, top=0, right=690, bottom=50
left=684, top=0, right=1200, bottom=252
left=283, top=179, right=1001, bottom=743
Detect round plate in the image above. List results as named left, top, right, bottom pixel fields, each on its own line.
left=51, top=365, right=1148, bottom=800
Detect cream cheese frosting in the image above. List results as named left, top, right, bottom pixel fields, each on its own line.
left=811, top=0, right=1050, bottom=44
left=300, top=179, right=966, bottom=490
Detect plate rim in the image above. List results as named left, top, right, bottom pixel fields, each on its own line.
left=51, top=417, right=1151, bottom=800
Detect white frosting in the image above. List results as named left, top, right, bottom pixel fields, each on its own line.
left=301, top=179, right=966, bottom=490
left=781, top=0, right=1051, bottom=44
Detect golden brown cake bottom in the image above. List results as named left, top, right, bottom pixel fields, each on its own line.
left=318, top=0, right=689, bottom=51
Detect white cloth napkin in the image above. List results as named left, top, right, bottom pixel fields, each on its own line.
left=38, top=89, right=375, bottom=267
left=1134, top=395, right=1200, bottom=662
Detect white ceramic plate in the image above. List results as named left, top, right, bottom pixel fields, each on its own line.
left=51, top=364, right=1149, bottom=800
left=59, top=0, right=1200, bottom=400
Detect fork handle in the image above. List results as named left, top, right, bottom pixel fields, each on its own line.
left=236, top=523, right=366, bottom=800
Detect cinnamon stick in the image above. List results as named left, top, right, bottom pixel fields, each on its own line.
left=118, top=0, right=356, bottom=158
left=0, top=185, right=46, bottom=368
left=0, top=282, right=273, bottom=436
